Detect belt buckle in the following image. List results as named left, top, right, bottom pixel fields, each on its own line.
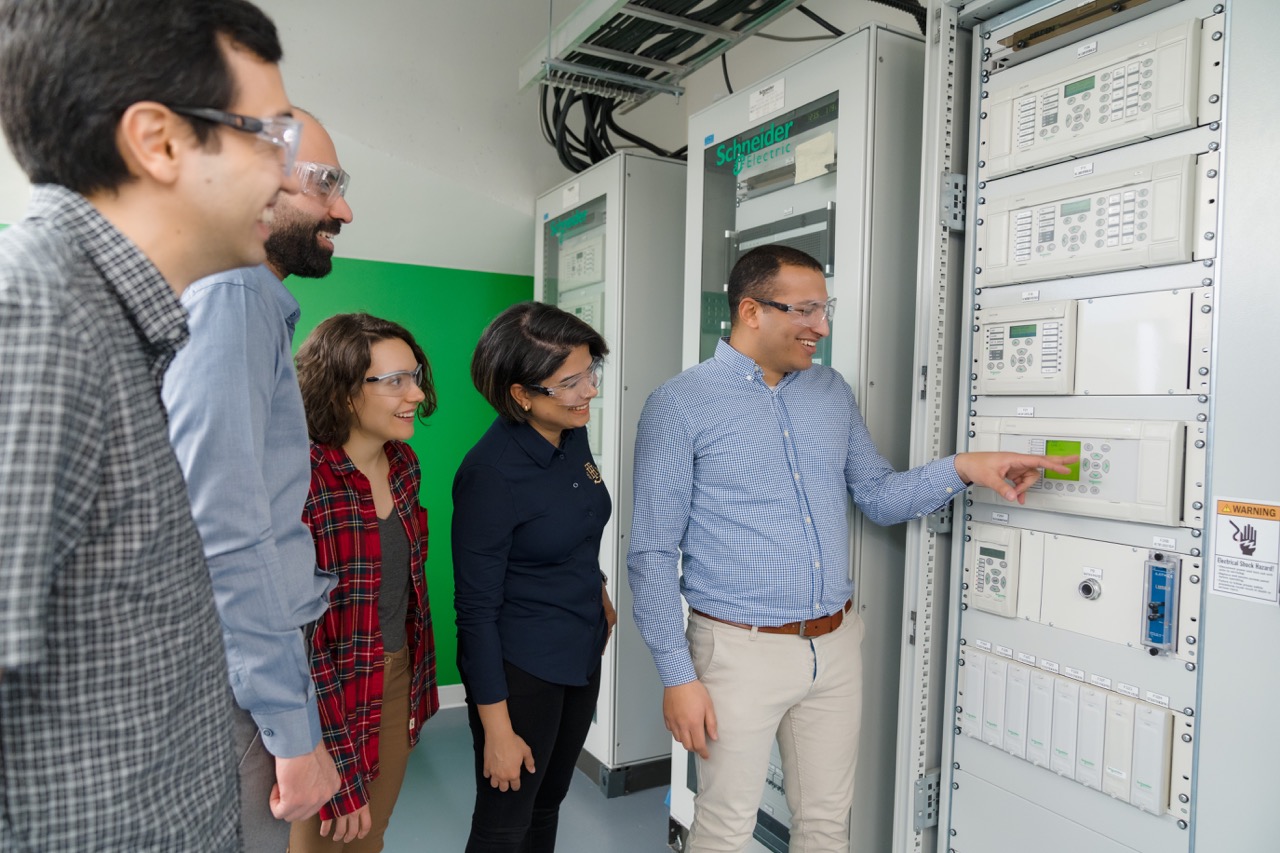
left=799, top=616, right=814, bottom=638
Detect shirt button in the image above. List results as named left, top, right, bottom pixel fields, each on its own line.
left=794, top=473, right=800, bottom=480
left=262, top=728, right=274, bottom=738
left=814, top=560, right=821, bottom=568
left=588, top=510, right=595, bottom=517
left=573, top=483, right=579, bottom=488
left=559, top=453, right=566, bottom=459
left=805, top=516, right=812, bottom=524
left=784, top=430, right=790, bottom=437
left=813, top=604, right=821, bottom=611
left=946, top=487, right=954, bottom=494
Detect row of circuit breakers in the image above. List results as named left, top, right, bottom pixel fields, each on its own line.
left=955, top=0, right=1225, bottom=829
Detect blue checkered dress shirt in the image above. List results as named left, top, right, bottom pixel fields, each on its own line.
left=627, top=339, right=966, bottom=686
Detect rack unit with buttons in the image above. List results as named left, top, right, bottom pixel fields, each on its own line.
left=980, top=5, right=1223, bottom=179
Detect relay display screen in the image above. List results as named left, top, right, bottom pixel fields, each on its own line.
left=1061, top=198, right=1091, bottom=217
left=1064, top=75, right=1096, bottom=97
left=1010, top=324, right=1038, bottom=338
left=1044, top=439, right=1082, bottom=481
left=979, top=547, right=1005, bottom=559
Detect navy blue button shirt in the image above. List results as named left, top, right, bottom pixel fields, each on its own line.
left=452, top=419, right=611, bottom=705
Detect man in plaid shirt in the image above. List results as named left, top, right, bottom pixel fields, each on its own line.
left=0, top=1, right=300, bottom=850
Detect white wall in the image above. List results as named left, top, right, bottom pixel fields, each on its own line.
left=0, top=0, right=918, bottom=275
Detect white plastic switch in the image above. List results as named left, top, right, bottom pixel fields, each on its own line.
left=983, top=656, right=1009, bottom=749
left=1132, top=703, right=1174, bottom=815
left=1026, top=670, right=1055, bottom=769
left=1004, top=663, right=1031, bottom=760
left=961, top=651, right=987, bottom=739
left=1076, top=686, right=1108, bottom=791
left=1051, top=678, right=1080, bottom=778
left=1103, top=694, right=1137, bottom=802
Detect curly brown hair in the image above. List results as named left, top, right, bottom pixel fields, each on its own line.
left=295, top=313, right=438, bottom=447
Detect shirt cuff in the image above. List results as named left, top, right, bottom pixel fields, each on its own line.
left=654, top=648, right=698, bottom=688
left=252, top=699, right=324, bottom=758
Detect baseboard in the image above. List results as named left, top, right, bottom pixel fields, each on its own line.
left=438, top=682, right=467, bottom=709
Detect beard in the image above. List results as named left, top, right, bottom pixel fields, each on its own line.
left=264, top=206, right=342, bottom=279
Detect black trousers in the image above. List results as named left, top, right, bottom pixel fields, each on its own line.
left=464, top=660, right=602, bottom=853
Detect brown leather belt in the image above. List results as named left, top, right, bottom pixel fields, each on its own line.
left=691, top=599, right=853, bottom=638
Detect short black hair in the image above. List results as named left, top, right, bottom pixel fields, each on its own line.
left=727, top=244, right=824, bottom=327
left=296, top=313, right=438, bottom=448
left=0, top=0, right=282, bottom=195
left=471, top=302, right=609, bottom=424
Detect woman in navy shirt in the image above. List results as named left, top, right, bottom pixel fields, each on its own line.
left=452, top=302, right=616, bottom=853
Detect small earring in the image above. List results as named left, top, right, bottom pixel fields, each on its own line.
left=523, top=404, right=531, bottom=412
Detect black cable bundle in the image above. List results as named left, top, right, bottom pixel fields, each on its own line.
left=536, top=1, right=926, bottom=173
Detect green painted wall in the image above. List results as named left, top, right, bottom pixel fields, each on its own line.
left=287, top=256, right=532, bottom=686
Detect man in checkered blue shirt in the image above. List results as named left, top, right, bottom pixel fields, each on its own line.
left=0, top=1, right=301, bottom=849
left=628, top=245, right=1073, bottom=853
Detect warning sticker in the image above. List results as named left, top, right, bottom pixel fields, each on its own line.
left=1212, top=498, right=1280, bottom=604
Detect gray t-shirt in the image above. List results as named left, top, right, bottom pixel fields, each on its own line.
left=378, top=514, right=412, bottom=653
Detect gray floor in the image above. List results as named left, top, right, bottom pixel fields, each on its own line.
left=383, top=706, right=673, bottom=852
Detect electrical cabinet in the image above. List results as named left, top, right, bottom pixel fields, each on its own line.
left=534, top=151, right=685, bottom=796
left=892, top=0, right=1266, bottom=850
left=671, top=22, right=924, bottom=853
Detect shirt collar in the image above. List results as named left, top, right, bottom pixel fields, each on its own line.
left=312, top=440, right=409, bottom=478
left=259, top=265, right=302, bottom=329
left=27, top=184, right=188, bottom=355
left=504, top=418, right=572, bottom=468
left=712, top=337, right=801, bottom=390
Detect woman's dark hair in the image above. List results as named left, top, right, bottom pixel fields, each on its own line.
left=0, top=0, right=282, bottom=195
left=471, top=301, right=609, bottom=424
left=727, top=244, right=824, bottom=327
left=296, top=313, right=437, bottom=447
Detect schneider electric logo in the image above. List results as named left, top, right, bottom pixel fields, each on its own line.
left=714, top=120, right=795, bottom=175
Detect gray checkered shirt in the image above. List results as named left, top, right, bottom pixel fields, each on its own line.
left=0, top=185, right=238, bottom=851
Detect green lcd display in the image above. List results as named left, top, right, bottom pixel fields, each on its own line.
left=979, top=547, right=1005, bottom=559
left=1064, top=75, right=1096, bottom=97
left=1044, top=439, right=1082, bottom=481
left=1009, top=323, right=1037, bottom=338
left=1061, top=199, right=1091, bottom=217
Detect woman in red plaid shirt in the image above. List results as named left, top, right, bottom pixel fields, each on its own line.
left=290, top=313, right=441, bottom=852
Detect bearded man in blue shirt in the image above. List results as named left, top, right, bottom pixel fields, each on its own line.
left=628, top=244, right=1074, bottom=853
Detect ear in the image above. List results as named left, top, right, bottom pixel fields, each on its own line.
left=115, top=102, right=186, bottom=186
left=509, top=382, right=534, bottom=414
left=737, top=297, right=764, bottom=331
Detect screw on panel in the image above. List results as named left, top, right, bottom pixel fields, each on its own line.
left=1182, top=732, right=1194, bottom=742
left=1180, top=794, right=1191, bottom=804
left=1192, top=529, right=1202, bottom=538
left=1197, top=413, right=1208, bottom=422
left=1193, top=501, right=1204, bottom=510
left=1202, top=278, right=1213, bottom=285
left=1179, top=820, right=1189, bottom=830
left=1212, top=31, right=1223, bottom=40
left=1186, top=636, right=1197, bottom=645
left=1207, top=169, right=1219, bottom=178
left=1191, top=548, right=1201, bottom=557
left=1186, top=662, right=1197, bottom=672
left=1210, top=121, right=1221, bottom=131
left=1184, top=707, right=1195, bottom=717
left=1208, top=95, right=1220, bottom=104
left=1191, top=575, right=1201, bottom=583
left=978, top=160, right=986, bottom=168
left=1204, top=232, right=1215, bottom=240
left=1208, top=141, right=1220, bottom=151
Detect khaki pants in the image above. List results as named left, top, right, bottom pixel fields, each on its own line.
left=289, top=646, right=414, bottom=853
left=685, top=610, right=866, bottom=853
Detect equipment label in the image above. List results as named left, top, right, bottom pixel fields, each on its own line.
left=1212, top=497, right=1280, bottom=604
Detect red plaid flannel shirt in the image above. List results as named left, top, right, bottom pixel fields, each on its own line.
left=303, top=440, right=439, bottom=820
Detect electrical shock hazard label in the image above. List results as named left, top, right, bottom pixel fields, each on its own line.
left=1212, top=498, right=1280, bottom=604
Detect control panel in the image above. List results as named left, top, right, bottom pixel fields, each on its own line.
left=557, top=229, right=605, bottom=288
left=975, top=300, right=1076, bottom=394
left=965, top=525, right=1202, bottom=665
left=981, top=11, right=1218, bottom=178
left=964, top=522, right=1022, bottom=617
left=975, top=287, right=1213, bottom=396
left=968, top=416, right=1203, bottom=527
left=976, top=153, right=1198, bottom=287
